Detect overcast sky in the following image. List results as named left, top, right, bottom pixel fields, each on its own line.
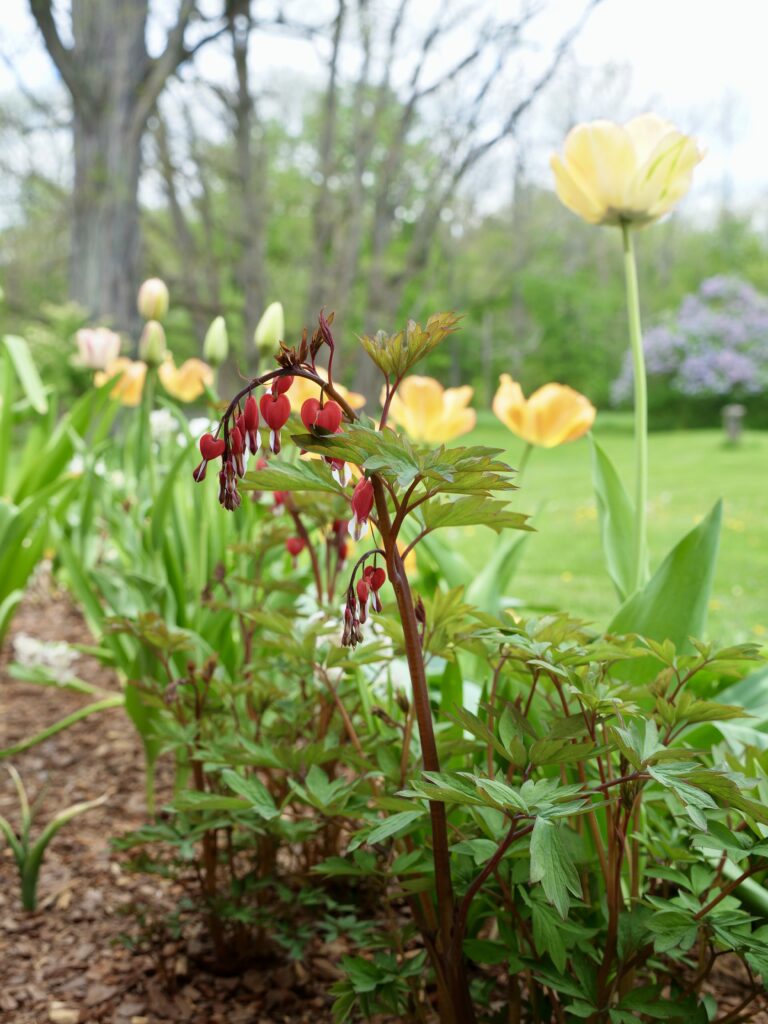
left=1, top=0, right=766, bottom=216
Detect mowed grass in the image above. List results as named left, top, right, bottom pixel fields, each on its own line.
left=456, top=412, right=767, bottom=643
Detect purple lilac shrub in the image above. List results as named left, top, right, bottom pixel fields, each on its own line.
left=612, top=275, right=768, bottom=404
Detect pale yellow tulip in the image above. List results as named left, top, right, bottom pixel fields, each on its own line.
left=385, top=376, right=475, bottom=443
left=550, top=114, right=703, bottom=227
left=158, top=357, right=214, bottom=403
left=288, top=367, right=366, bottom=413
left=492, top=375, right=595, bottom=448
left=94, top=358, right=147, bottom=407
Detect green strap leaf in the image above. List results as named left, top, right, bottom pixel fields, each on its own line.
left=590, top=436, right=646, bottom=601
left=2, top=335, right=48, bottom=414
left=609, top=499, right=722, bottom=652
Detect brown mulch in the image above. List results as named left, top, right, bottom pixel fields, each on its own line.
left=1, top=589, right=767, bottom=1023
left=0, top=592, right=353, bottom=1024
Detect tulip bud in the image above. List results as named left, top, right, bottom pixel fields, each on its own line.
left=203, top=316, right=229, bottom=367
left=139, top=320, right=167, bottom=366
left=254, top=301, right=285, bottom=353
left=137, top=278, right=170, bottom=321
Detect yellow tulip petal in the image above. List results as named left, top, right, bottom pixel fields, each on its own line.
left=550, top=154, right=605, bottom=224
left=494, top=376, right=595, bottom=448
left=552, top=114, right=702, bottom=227
left=563, top=121, right=637, bottom=219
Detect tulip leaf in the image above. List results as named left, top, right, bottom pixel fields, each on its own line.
left=242, top=458, right=344, bottom=495
left=2, top=334, right=48, bottom=414
left=590, top=436, right=647, bottom=601
left=609, top=500, right=722, bottom=652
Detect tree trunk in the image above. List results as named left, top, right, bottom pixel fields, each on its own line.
left=30, top=0, right=200, bottom=333
left=72, top=106, right=142, bottom=335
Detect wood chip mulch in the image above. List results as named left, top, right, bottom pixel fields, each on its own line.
left=1, top=588, right=766, bottom=1023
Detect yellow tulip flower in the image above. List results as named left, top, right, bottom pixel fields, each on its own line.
left=550, top=114, right=703, bottom=227
left=492, top=375, right=595, bottom=448
left=288, top=367, right=366, bottom=413
left=158, top=357, right=214, bottom=403
left=94, top=357, right=147, bottom=407
left=385, top=376, right=476, bottom=443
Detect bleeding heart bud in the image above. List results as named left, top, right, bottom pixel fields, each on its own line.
left=200, top=433, right=225, bottom=460
left=272, top=375, right=294, bottom=396
left=244, top=394, right=259, bottom=431
left=285, top=536, right=305, bottom=557
left=230, top=426, right=244, bottom=454
left=314, top=400, right=342, bottom=434
left=301, top=398, right=321, bottom=430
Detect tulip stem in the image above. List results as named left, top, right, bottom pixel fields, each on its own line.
left=621, top=222, right=647, bottom=593
left=517, top=442, right=533, bottom=481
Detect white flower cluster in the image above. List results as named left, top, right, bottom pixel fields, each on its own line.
left=12, top=632, right=80, bottom=684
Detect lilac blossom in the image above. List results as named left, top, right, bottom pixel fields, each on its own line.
left=612, top=276, right=768, bottom=403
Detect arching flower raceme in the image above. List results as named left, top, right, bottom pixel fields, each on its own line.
left=492, top=375, right=596, bottom=448
left=159, top=357, right=214, bottom=403
left=94, top=358, right=147, bottom=406
left=385, top=376, right=476, bottom=443
left=550, top=115, right=704, bottom=227
left=76, top=327, right=121, bottom=370
left=288, top=368, right=366, bottom=413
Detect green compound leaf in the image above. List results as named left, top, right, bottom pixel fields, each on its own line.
left=529, top=816, right=582, bottom=918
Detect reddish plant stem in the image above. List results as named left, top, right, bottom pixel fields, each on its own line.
left=285, top=498, right=323, bottom=603
left=370, top=472, right=476, bottom=1024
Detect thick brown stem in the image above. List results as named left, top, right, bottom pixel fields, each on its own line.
left=370, top=474, right=476, bottom=1024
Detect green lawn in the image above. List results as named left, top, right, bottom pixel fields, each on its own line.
left=459, top=412, right=767, bottom=643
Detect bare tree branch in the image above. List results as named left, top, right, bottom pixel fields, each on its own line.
left=28, top=0, right=85, bottom=107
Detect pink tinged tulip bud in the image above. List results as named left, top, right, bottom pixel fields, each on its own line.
left=260, top=393, right=291, bottom=454
left=137, top=278, right=169, bottom=321
left=349, top=478, right=374, bottom=540
left=76, top=327, right=121, bottom=370
left=139, top=320, right=167, bottom=366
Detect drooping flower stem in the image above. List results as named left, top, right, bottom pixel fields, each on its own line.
left=621, top=222, right=648, bottom=593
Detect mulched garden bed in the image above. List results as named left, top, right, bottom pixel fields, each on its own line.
left=1, top=590, right=766, bottom=1023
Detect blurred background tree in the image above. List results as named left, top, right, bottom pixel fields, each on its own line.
left=2, top=0, right=768, bottom=420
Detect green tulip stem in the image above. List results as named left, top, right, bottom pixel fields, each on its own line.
left=621, top=221, right=647, bottom=593
left=517, top=441, right=534, bottom=481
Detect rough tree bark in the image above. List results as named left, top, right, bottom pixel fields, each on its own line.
left=29, top=0, right=217, bottom=332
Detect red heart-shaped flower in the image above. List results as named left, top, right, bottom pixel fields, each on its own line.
left=315, top=400, right=342, bottom=434
left=260, top=393, right=291, bottom=430
left=199, top=433, right=225, bottom=461
left=368, top=567, right=387, bottom=591
left=300, top=398, right=321, bottom=430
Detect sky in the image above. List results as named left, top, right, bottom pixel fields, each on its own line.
left=1, top=0, right=767, bottom=216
